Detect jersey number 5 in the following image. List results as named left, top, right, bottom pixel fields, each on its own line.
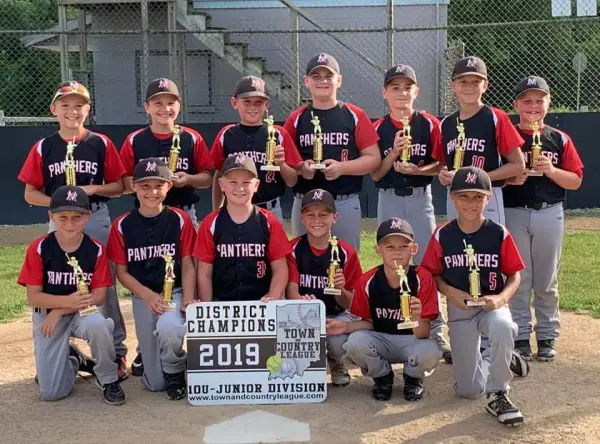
left=472, top=155, right=485, bottom=169
left=265, top=171, right=276, bottom=183
left=257, top=261, right=266, bottom=278
left=489, top=272, right=497, bottom=291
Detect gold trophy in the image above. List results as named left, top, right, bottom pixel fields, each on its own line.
left=400, top=116, right=412, bottom=163
left=261, top=111, right=280, bottom=172
left=453, top=119, right=466, bottom=170
left=323, top=234, right=341, bottom=296
left=65, top=253, right=98, bottom=317
left=65, top=139, right=77, bottom=186
left=463, top=240, right=486, bottom=306
left=395, top=261, right=419, bottom=330
left=309, top=112, right=326, bottom=170
left=527, top=121, right=543, bottom=176
left=167, top=125, right=181, bottom=176
left=162, top=253, right=176, bottom=312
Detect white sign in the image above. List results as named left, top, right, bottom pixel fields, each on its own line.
left=186, top=300, right=328, bottom=406
left=573, top=52, right=588, bottom=74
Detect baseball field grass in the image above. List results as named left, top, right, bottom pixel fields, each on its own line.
left=1, top=229, right=599, bottom=323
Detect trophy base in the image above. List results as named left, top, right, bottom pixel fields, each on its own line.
left=323, top=287, right=342, bottom=296
left=79, top=305, right=99, bottom=317
left=526, top=170, right=543, bottom=176
left=309, top=163, right=326, bottom=170
left=466, top=300, right=487, bottom=307
left=261, top=164, right=281, bottom=172
left=397, top=320, right=419, bottom=330
left=163, top=301, right=176, bottom=312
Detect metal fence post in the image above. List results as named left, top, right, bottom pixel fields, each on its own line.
left=58, top=2, right=69, bottom=81
left=290, top=8, right=300, bottom=108
left=387, top=0, right=394, bottom=69
left=141, top=0, right=150, bottom=99
left=78, top=10, right=87, bottom=72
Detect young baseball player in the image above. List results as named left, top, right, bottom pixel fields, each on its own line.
left=107, top=158, right=196, bottom=400
left=327, top=218, right=441, bottom=402
left=504, top=76, right=584, bottom=361
left=421, top=166, right=530, bottom=426
left=284, top=53, right=381, bottom=251
left=18, top=185, right=126, bottom=405
left=286, top=189, right=363, bottom=387
left=210, top=76, right=303, bottom=222
left=194, top=155, right=290, bottom=302
left=17, top=81, right=129, bottom=380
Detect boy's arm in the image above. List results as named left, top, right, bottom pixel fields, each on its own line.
left=286, top=281, right=303, bottom=299
left=434, top=275, right=474, bottom=310
left=26, top=286, right=91, bottom=310
left=24, top=184, right=51, bottom=207
left=330, top=145, right=381, bottom=177
left=489, top=110, right=526, bottom=181
left=181, top=256, right=196, bottom=309
left=178, top=133, right=214, bottom=189
left=89, top=287, right=107, bottom=307
left=81, top=180, right=124, bottom=198
left=480, top=272, right=520, bottom=312
left=197, top=261, right=213, bottom=302
left=415, top=162, right=442, bottom=176
left=264, top=257, right=288, bottom=300
left=488, top=148, right=525, bottom=182
left=279, top=162, right=299, bottom=187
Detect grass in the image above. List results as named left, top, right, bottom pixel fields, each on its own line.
left=1, top=231, right=599, bottom=322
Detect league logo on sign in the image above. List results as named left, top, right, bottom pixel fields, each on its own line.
left=146, top=162, right=157, bottom=172
left=466, top=58, right=476, bottom=68
left=465, top=172, right=478, bottom=184
left=527, top=77, right=537, bottom=86
left=158, top=79, right=169, bottom=89
left=66, top=190, right=78, bottom=202
left=317, top=53, right=328, bottom=64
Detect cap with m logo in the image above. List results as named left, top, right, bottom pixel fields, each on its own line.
left=452, top=56, right=487, bottom=80
left=450, top=166, right=492, bottom=195
left=145, top=77, right=181, bottom=102
left=376, top=217, right=415, bottom=244
left=300, top=188, right=336, bottom=213
left=50, top=185, right=91, bottom=214
left=233, top=75, right=269, bottom=99
left=133, top=157, right=173, bottom=184
left=306, top=52, right=340, bottom=76
left=384, top=63, right=417, bottom=85
left=222, top=154, right=258, bottom=178
left=514, top=75, right=550, bottom=99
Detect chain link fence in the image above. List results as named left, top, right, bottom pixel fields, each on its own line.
left=1, top=0, right=599, bottom=125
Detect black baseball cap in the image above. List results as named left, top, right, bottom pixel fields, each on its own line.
left=51, top=81, right=91, bottom=105
left=514, top=75, right=550, bottom=99
left=50, top=185, right=91, bottom=214
left=300, top=189, right=336, bottom=213
left=233, top=76, right=269, bottom=99
left=376, top=218, right=415, bottom=244
left=384, top=64, right=417, bottom=86
left=450, top=166, right=492, bottom=195
left=222, top=154, right=258, bottom=178
left=133, top=157, right=173, bottom=184
left=452, top=56, right=488, bottom=80
left=145, top=78, right=180, bottom=102
left=306, top=53, right=340, bottom=76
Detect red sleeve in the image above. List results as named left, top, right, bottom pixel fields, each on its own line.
left=287, top=238, right=301, bottom=284
left=17, top=140, right=45, bottom=188
left=192, top=211, right=218, bottom=264
left=342, top=244, right=362, bottom=291
left=97, top=134, right=126, bottom=183
left=174, top=208, right=196, bottom=257
left=119, top=134, right=137, bottom=176
left=349, top=273, right=373, bottom=321
left=90, top=243, right=114, bottom=289
left=186, top=128, right=214, bottom=172
left=493, top=108, right=525, bottom=157
left=283, top=106, right=305, bottom=145
left=500, top=229, right=525, bottom=276
left=210, top=126, right=233, bottom=171
left=372, top=117, right=384, bottom=132
left=558, top=131, right=584, bottom=177
left=277, top=126, right=303, bottom=167
left=416, top=267, right=439, bottom=320
left=349, top=104, right=379, bottom=150
left=266, top=212, right=291, bottom=262
left=420, top=227, right=445, bottom=276
left=432, top=117, right=446, bottom=164
left=106, top=215, right=128, bottom=265
left=17, top=237, right=46, bottom=286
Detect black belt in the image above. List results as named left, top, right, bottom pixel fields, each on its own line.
left=33, top=307, right=52, bottom=314
left=519, top=202, right=559, bottom=211
left=295, top=193, right=356, bottom=201
left=91, top=202, right=104, bottom=211
left=384, top=187, right=425, bottom=197
left=256, top=199, right=278, bottom=210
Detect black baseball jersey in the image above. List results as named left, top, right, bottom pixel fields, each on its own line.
left=373, top=111, right=441, bottom=189
left=18, top=233, right=112, bottom=296
left=194, top=207, right=291, bottom=302
left=503, top=125, right=584, bottom=208
left=107, top=207, right=196, bottom=294
left=433, top=106, right=524, bottom=188
left=421, top=219, right=524, bottom=296
left=284, top=102, right=379, bottom=196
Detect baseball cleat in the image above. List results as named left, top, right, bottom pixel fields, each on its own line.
left=514, top=339, right=533, bottom=361
left=116, top=355, right=129, bottom=382
left=371, top=371, right=394, bottom=401
left=328, top=357, right=350, bottom=387
left=131, top=352, right=144, bottom=377
left=70, top=344, right=95, bottom=375
left=96, top=378, right=126, bottom=406
left=536, top=339, right=556, bottom=362
left=486, top=391, right=524, bottom=426
left=403, top=373, right=424, bottom=401
left=437, top=338, right=452, bottom=364
left=165, top=371, right=187, bottom=400
left=510, top=350, right=530, bottom=377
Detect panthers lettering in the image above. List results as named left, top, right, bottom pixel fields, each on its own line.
left=443, top=253, right=499, bottom=269
left=47, top=271, right=93, bottom=286
left=298, top=132, right=350, bottom=147
left=47, top=159, right=99, bottom=178
left=216, top=243, right=267, bottom=258
left=126, top=243, right=177, bottom=262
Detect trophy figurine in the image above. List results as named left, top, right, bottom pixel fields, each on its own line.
left=162, top=253, right=177, bottom=311
left=400, top=116, right=412, bottom=163
left=453, top=119, right=466, bottom=170
left=324, top=234, right=342, bottom=296
left=395, top=261, right=419, bottom=330
left=464, top=240, right=486, bottom=306
left=309, top=112, right=326, bottom=170
left=65, top=139, right=77, bottom=186
left=167, top=125, right=181, bottom=177
left=65, top=253, right=98, bottom=317
left=261, top=111, right=280, bottom=172
left=527, top=121, right=543, bottom=176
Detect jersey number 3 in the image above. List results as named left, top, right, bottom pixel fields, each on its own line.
left=257, top=261, right=266, bottom=278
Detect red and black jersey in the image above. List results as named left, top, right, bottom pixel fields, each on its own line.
left=287, top=235, right=362, bottom=316
left=503, top=125, right=584, bottom=208
left=18, top=130, right=125, bottom=204
left=107, top=207, right=195, bottom=294
left=373, top=111, right=441, bottom=189
left=120, top=126, right=214, bottom=207
left=433, top=106, right=524, bottom=188
left=284, top=102, right=379, bottom=196
left=211, top=123, right=303, bottom=203
left=350, top=265, right=438, bottom=335
left=421, top=219, right=525, bottom=295
left=194, top=207, right=291, bottom=302
left=17, top=233, right=112, bottom=296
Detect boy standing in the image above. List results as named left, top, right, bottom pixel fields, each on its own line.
left=18, top=81, right=129, bottom=380
left=286, top=189, right=363, bottom=387
left=210, top=76, right=303, bottom=222
left=107, top=158, right=196, bottom=400
left=195, top=155, right=290, bottom=302
left=504, top=76, right=584, bottom=361
left=18, top=185, right=126, bottom=405
left=327, top=218, right=441, bottom=402
left=421, top=167, right=530, bottom=426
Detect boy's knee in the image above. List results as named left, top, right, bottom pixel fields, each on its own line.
left=488, top=318, right=517, bottom=344
left=413, top=339, right=442, bottom=371
left=83, top=314, right=114, bottom=337
left=454, top=382, right=485, bottom=400
left=156, top=320, right=185, bottom=345
left=142, top=373, right=167, bottom=392
left=39, top=384, right=72, bottom=402
left=345, top=331, right=376, bottom=358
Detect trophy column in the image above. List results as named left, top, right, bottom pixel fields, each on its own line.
left=395, top=261, right=419, bottom=330
left=261, top=111, right=280, bottom=172
left=66, top=254, right=98, bottom=317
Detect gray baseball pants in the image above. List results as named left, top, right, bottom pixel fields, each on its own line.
left=325, top=311, right=356, bottom=366
left=256, top=197, right=284, bottom=224
left=49, top=203, right=127, bottom=357
left=33, top=310, right=118, bottom=401
left=132, top=288, right=187, bottom=392
left=447, top=304, right=517, bottom=398
left=505, top=203, right=563, bottom=341
left=291, top=193, right=362, bottom=252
